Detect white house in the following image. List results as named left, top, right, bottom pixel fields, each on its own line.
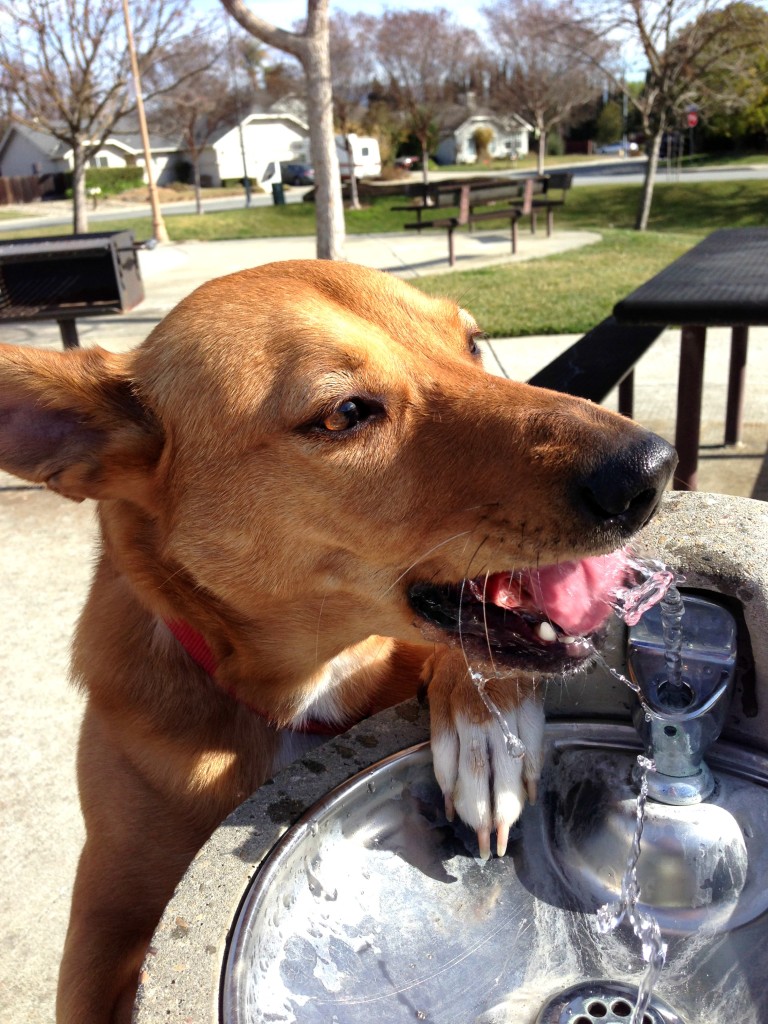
left=198, top=112, right=310, bottom=186
left=0, top=110, right=310, bottom=191
left=435, top=103, right=532, bottom=165
left=0, top=123, right=179, bottom=184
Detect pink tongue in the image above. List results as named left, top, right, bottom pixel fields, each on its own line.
left=486, top=550, right=629, bottom=636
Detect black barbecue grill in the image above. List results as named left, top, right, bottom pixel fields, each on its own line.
left=0, top=230, right=145, bottom=348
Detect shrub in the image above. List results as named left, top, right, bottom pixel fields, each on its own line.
left=473, top=125, right=495, bottom=162
left=84, top=166, right=145, bottom=195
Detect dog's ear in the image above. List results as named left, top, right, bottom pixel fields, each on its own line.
left=0, top=344, right=163, bottom=507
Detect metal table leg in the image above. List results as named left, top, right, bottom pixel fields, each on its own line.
left=725, top=325, right=748, bottom=446
left=56, top=319, right=80, bottom=349
left=674, top=325, right=706, bottom=491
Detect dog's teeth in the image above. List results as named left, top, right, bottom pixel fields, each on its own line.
left=536, top=621, right=558, bottom=643
left=561, top=635, right=578, bottom=645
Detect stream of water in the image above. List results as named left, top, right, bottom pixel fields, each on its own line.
left=466, top=554, right=686, bottom=1022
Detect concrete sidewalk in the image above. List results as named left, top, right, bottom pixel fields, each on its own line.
left=1, top=229, right=765, bottom=1024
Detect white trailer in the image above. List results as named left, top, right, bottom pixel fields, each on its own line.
left=335, top=134, right=382, bottom=179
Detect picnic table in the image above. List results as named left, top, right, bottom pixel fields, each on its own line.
left=394, top=173, right=573, bottom=266
left=613, top=227, right=768, bottom=491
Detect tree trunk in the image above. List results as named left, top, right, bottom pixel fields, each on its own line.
left=304, top=25, right=345, bottom=259
left=218, top=0, right=345, bottom=259
left=71, top=142, right=89, bottom=234
left=421, top=137, right=430, bottom=186
left=536, top=130, right=546, bottom=175
left=192, top=156, right=204, bottom=214
left=635, top=129, right=663, bottom=231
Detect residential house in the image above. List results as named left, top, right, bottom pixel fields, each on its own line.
left=435, top=100, right=532, bottom=165
left=197, top=111, right=310, bottom=186
left=0, top=107, right=311, bottom=191
left=0, top=122, right=180, bottom=184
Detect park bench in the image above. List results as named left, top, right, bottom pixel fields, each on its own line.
left=529, top=171, right=573, bottom=236
left=398, top=177, right=535, bottom=267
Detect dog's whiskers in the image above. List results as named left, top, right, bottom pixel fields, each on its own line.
left=380, top=530, right=473, bottom=597
left=481, top=571, right=499, bottom=679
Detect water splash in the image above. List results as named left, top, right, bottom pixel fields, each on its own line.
left=659, top=583, right=686, bottom=699
left=596, top=756, right=667, bottom=1024
left=469, top=668, right=526, bottom=759
left=613, top=556, right=680, bottom=627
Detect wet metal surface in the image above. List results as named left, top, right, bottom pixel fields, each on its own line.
left=222, top=724, right=768, bottom=1024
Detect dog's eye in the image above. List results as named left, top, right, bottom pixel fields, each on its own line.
left=468, top=332, right=487, bottom=357
left=321, top=399, right=373, bottom=432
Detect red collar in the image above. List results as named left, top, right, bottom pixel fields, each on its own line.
left=165, top=619, right=360, bottom=737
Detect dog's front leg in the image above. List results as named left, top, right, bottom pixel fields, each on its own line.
left=423, top=648, right=545, bottom=860
left=57, top=706, right=217, bottom=1024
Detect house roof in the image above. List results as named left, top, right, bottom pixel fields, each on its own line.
left=0, top=120, right=181, bottom=161
left=436, top=105, right=533, bottom=137
left=0, top=123, right=69, bottom=160
left=206, top=109, right=309, bottom=146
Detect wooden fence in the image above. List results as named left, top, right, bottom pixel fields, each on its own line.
left=0, top=173, right=68, bottom=205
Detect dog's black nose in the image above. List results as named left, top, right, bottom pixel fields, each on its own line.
left=579, top=433, right=677, bottom=531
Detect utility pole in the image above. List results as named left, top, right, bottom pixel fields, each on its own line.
left=121, top=0, right=169, bottom=243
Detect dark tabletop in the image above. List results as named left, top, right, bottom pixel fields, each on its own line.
left=613, top=227, right=768, bottom=326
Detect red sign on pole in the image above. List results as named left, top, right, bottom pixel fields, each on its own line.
left=687, top=111, right=699, bottom=128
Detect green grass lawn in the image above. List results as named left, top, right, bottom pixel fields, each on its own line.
left=414, top=230, right=699, bottom=336
left=409, top=179, right=768, bottom=333
left=1, top=178, right=766, bottom=242
left=1, top=177, right=765, bottom=334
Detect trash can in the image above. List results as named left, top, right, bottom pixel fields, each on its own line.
left=271, top=183, right=285, bottom=206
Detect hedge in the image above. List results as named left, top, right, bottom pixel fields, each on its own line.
left=83, top=166, right=145, bottom=194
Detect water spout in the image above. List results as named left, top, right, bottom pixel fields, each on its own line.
left=627, top=592, right=738, bottom=805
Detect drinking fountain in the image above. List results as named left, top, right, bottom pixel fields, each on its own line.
left=133, top=492, right=768, bottom=1024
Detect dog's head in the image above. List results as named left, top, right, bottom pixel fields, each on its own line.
left=0, top=260, right=675, bottom=680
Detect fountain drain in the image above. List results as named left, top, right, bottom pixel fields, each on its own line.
left=535, top=980, right=686, bottom=1024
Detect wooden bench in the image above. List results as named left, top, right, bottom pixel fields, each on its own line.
left=529, top=172, right=573, bottom=236
left=527, top=316, right=665, bottom=417
left=399, top=178, right=535, bottom=267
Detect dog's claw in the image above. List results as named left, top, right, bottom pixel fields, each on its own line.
left=496, top=822, right=510, bottom=858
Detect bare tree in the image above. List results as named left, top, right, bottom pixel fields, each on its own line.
left=574, top=0, right=760, bottom=228
left=150, top=41, right=245, bottom=215
left=484, top=0, right=605, bottom=174
left=330, top=12, right=377, bottom=210
left=0, top=0, right=203, bottom=233
left=220, top=0, right=345, bottom=260
left=374, top=8, right=480, bottom=184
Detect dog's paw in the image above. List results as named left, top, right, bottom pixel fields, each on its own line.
left=423, top=650, right=545, bottom=860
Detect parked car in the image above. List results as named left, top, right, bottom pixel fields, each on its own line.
left=594, top=141, right=640, bottom=156
left=394, top=154, right=420, bottom=170
left=280, top=162, right=315, bottom=185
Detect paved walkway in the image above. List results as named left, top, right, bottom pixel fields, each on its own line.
left=1, top=229, right=765, bottom=1023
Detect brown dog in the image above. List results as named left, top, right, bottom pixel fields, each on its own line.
left=0, top=260, right=675, bottom=1023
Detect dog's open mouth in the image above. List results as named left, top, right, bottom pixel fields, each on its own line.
left=409, top=550, right=629, bottom=673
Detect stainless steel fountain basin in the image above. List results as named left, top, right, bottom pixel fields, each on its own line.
left=221, top=722, right=768, bottom=1024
